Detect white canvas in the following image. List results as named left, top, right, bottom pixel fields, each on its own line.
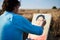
left=28, top=13, right=52, bottom=40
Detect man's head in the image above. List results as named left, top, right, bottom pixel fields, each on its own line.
left=2, top=0, right=20, bottom=13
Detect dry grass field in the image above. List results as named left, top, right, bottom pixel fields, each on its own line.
left=18, top=9, right=60, bottom=40
left=0, top=9, right=60, bottom=40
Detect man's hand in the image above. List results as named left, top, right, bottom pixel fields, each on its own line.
left=39, top=19, right=46, bottom=28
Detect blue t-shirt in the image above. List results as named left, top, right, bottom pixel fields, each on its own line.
left=0, top=11, right=43, bottom=40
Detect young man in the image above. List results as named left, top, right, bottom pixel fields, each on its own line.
left=0, top=0, right=46, bottom=40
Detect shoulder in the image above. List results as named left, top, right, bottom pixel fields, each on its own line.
left=12, top=13, right=27, bottom=22
left=13, top=13, right=24, bottom=20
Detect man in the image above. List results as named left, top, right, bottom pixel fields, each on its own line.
left=0, top=0, right=46, bottom=40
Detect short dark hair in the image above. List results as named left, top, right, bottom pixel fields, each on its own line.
left=36, top=15, right=45, bottom=20
left=2, top=0, right=20, bottom=12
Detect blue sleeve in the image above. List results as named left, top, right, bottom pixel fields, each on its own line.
left=13, top=14, right=43, bottom=35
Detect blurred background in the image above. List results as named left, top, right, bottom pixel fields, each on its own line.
left=0, top=0, right=60, bottom=40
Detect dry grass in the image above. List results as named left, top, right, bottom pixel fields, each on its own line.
left=0, top=9, right=60, bottom=40
left=18, top=9, right=60, bottom=40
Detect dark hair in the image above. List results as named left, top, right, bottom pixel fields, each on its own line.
left=2, top=0, right=20, bottom=12
left=36, top=15, right=45, bottom=20
left=1, top=0, right=8, bottom=14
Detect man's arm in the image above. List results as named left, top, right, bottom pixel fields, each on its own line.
left=13, top=14, right=44, bottom=35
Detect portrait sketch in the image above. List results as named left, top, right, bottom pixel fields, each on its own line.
left=28, top=14, right=52, bottom=40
